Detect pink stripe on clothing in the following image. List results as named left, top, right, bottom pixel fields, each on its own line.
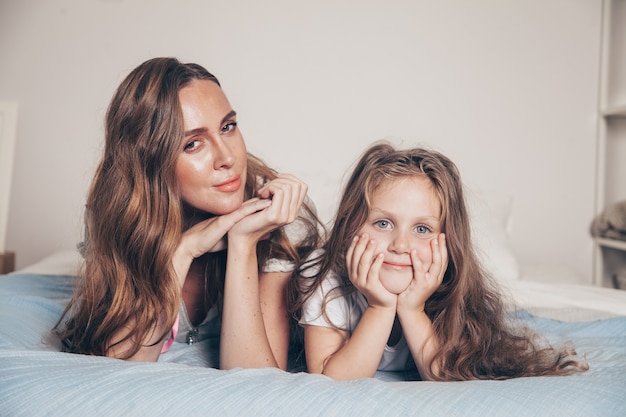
left=160, top=314, right=179, bottom=354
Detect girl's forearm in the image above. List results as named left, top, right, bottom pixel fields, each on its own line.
left=320, top=306, right=396, bottom=380
left=397, top=309, right=440, bottom=380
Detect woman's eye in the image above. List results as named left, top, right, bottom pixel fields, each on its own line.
left=222, top=121, right=237, bottom=133
left=183, top=139, right=200, bottom=152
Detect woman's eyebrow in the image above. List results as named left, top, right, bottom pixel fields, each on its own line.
left=183, top=110, right=238, bottom=138
left=222, top=110, right=237, bottom=125
left=183, top=127, right=208, bottom=137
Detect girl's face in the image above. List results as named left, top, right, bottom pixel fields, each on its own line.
left=175, top=79, right=248, bottom=215
left=358, top=175, right=442, bottom=294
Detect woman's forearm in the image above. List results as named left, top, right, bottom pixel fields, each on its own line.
left=220, top=238, right=280, bottom=369
left=106, top=317, right=169, bottom=362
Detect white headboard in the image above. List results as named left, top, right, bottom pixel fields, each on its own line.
left=0, top=101, right=18, bottom=253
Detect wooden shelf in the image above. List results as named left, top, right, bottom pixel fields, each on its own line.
left=602, top=105, right=626, bottom=117
left=593, top=0, right=626, bottom=286
left=0, top=252, right=15, bottom=274
left=596, top=237, right=626, bottom=251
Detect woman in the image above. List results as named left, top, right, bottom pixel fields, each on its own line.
left=53, top=57, right=321, bottom=369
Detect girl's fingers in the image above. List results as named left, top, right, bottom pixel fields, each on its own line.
left=430, top=234, right=447, bottom=283
left=360, top=238, right=378, bottom=280
left=367, top=253, right=384, bottom=283
left=346, top=236, right=358, bottom=273
left=408, top=234, right=447, bottom=289
left=347, top=234, right=367, bottom=285
left=410, top=249, right=424, bottom=278
left=347, top=234, right=377, bottom=288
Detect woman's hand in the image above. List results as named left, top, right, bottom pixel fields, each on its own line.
left=219, top=174, right=307, bottom=370
left=172, top=198, right=272, bottom=287
left=228, top=174, right=308, bottom=244
left=397, top=234, right=447, bottom=313
left=184, top=198, right=272, bottom=256
left=346, top=234, right=397, bottom=310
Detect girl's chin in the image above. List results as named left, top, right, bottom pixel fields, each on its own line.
left=379, top=273, right=412, bottom=295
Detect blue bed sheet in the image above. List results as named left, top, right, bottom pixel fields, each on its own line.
left=1, top=273, right=625, bottom=417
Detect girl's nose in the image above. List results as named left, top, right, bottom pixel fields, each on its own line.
left=389, top=230, right=411, bottom=254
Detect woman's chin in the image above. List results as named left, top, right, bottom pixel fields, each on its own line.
left=379, top=273, right=412, bottom=295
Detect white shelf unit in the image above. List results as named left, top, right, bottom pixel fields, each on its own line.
left=593, top=0, right=626, bottom=288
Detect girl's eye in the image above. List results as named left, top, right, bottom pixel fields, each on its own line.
left=221, top=121, right=237, bottom=133
left=415, top=225, right=432, bottom=234
left=374, top=219, right=392, bottom=230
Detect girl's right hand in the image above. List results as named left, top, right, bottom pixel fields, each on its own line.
left=346, top=234, right=397, bottom=309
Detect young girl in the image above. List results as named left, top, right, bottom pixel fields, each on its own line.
left=290, top=141, right=587, bottom=381
left=53, top=57, right=321, bottom=369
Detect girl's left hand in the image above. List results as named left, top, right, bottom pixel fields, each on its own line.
left=397, top=233, right=448, bottom=312
left=228, top=173, right=307, bottom=243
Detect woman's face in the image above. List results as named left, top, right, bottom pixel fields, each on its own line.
left=358, top=176, right=442, bottom=294
left=176, top=79, right=248, bottom=215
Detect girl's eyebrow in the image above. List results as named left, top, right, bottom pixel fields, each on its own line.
left=369, top=207, right=440, bottom=222
left=183, top=110, right=237, bottom=137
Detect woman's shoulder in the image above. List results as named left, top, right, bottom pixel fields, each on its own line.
left=281, top=196, right=320, bottom=244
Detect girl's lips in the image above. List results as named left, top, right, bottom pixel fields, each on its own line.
left=382, top=260, right=412, bottom=270
left=214, top=175, right=242, bottom=192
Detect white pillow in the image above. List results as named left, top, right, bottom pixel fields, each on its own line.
left=11, top=250, right=82, bottom=276
left=465, top=190, right=520, bottom=282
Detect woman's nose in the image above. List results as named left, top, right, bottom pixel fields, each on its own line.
left=213, top=138, right=235, bottom=169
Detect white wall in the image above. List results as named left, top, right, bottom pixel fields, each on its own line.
left=0, top=0, right=601, bottom=281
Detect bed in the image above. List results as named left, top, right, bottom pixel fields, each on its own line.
left=1, top=193, right=626, bottom=417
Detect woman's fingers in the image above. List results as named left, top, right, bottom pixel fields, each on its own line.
left=227, top=174, right=308, bottom=242
left=186, top=198, right=272, bottom=257
left=257, top=174, right=307, bottom=224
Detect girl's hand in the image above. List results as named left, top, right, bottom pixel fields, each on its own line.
left=397, top=234, right=448, bottom=313
left=346, top=234, right=397, bottom=309
left=228, top=174, right=308, bottom=243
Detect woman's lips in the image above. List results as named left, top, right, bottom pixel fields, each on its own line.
left=214, top=175, right=242, bottom=192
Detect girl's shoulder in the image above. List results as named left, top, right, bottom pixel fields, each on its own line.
left=300, top=250, right=357, bottom=300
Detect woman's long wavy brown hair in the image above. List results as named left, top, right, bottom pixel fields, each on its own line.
left=53, top=57, right=321, bottom=359
left=290, top=141, right=587, bottom=380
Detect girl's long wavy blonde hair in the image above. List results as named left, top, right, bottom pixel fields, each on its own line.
left=53, top=57, right=321, bottom=358
left=290, top=141, right=587, bottom=380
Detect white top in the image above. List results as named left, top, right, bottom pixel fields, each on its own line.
left=169, top=214, right=312, bottom=349
left=299, top=252, right=411, bottom=372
